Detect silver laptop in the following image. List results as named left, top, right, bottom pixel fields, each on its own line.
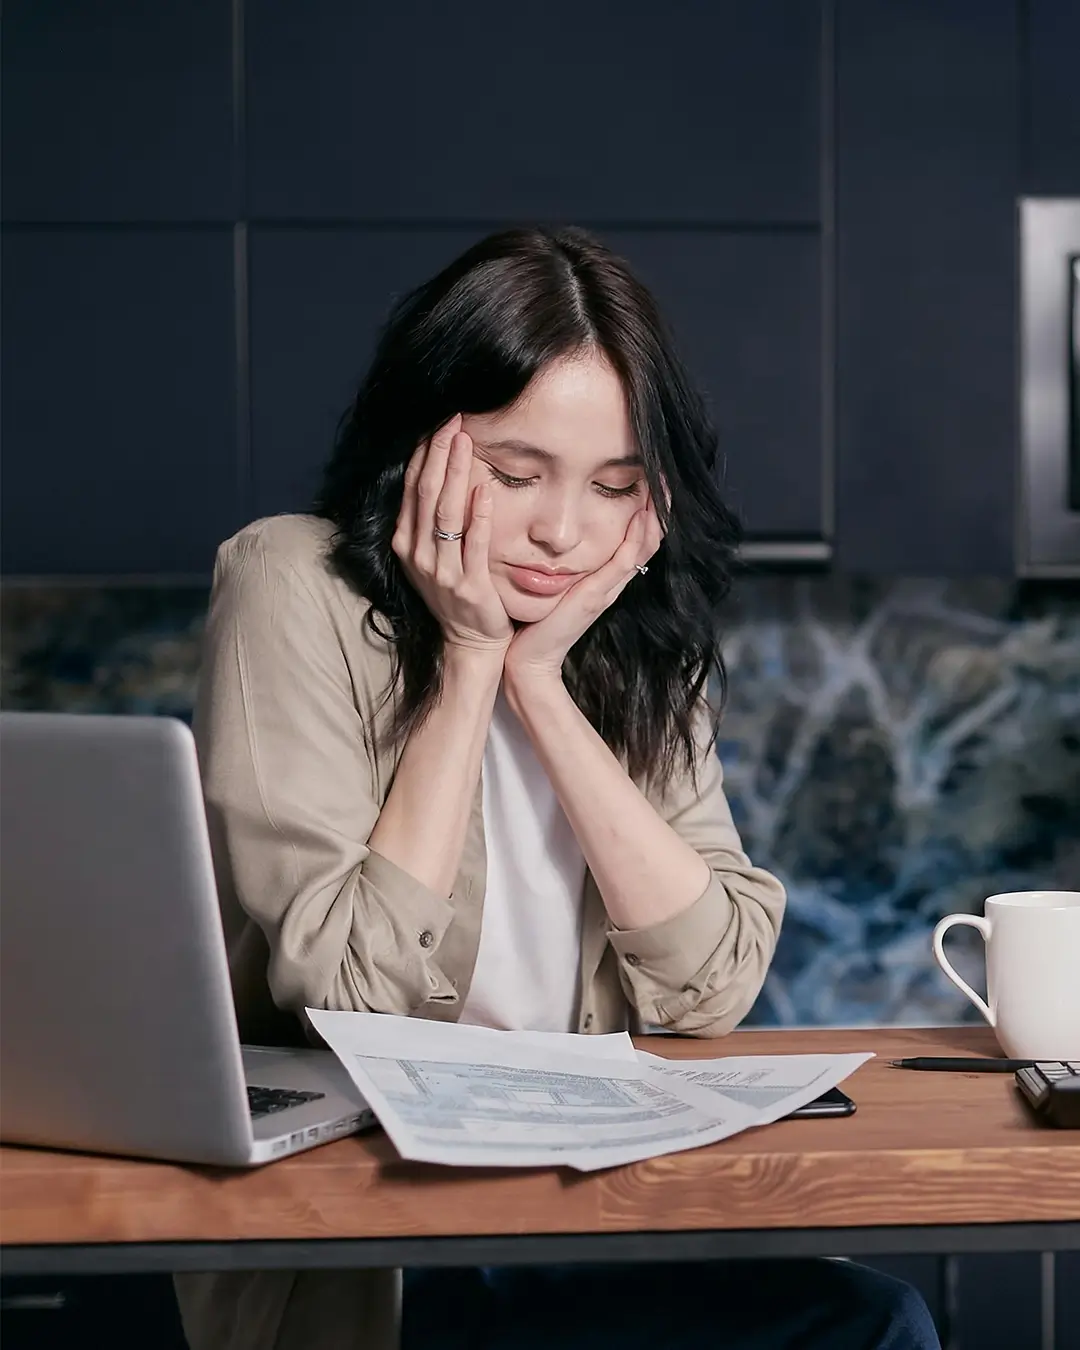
left=0, top=711, right=375, bottom=1166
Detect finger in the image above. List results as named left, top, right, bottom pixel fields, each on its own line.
left=559, top=512, right=645, bottom=615
left=414, top=414, right=462, bottom=563
left=640, top=497, right=664, bottom=563
left=462, top=483, right=493, bottom=576
left=652, top=475, right=672, bottom=529
left=617, top=509, right=648, bottom=566
left=392, top=443, right=426, bottom=556
left=598, top=511, right=648, bottom=594
left=433, top=431, right=473, bottom=566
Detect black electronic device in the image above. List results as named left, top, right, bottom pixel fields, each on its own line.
left=1014, top=1062, right=1080, bottom=1128
left=786, top=1087, right=856, bottom=1119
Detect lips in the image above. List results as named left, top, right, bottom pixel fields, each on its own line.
left=504, top=565, right=583, bottom=597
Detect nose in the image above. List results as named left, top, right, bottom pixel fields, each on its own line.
left=526, top=486, right=583, bottom=556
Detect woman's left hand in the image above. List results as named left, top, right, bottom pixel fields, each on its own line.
left=503, top=498, right=663, bottom=688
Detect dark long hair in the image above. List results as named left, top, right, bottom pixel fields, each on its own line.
left=313, top=226, right=741, bottom=788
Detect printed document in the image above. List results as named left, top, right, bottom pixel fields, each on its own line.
left=638, top=1051, right=872, bottom=1124
left=306, top=1008, right=872, bottom=1171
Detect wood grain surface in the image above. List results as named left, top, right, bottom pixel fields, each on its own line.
left=3, top=1026, right=1079, bottom=1246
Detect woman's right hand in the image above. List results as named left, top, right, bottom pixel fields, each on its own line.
left=392, top=414, right=513, bottom=656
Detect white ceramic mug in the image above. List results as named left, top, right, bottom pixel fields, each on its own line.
left=932, top=891, right=1080, bottom=1060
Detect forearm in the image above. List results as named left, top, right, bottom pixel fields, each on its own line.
left=503, top=674, right=711, bottom=930
left=368, top=648, right=503, bottom=896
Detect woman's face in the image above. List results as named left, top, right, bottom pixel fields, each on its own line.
left=461, top=351, right=646, bottom=624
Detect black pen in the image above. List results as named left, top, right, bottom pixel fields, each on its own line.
left=889, top=1057, right=1036, bottom=1072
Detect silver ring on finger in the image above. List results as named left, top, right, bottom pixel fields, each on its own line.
left=433, top=528, right=465, bottom=542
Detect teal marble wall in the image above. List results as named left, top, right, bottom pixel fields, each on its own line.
left=716, top=578, right=1079, bottom=1026
left=3, top=575, right=1077, bottom=1028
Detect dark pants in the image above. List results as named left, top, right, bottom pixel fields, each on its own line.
left=402, top=1259, right=941, bottom=1349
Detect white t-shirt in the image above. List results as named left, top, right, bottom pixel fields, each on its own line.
left=459, top=690, right=587, bottom=1033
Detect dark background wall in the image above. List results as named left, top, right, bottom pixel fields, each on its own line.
left=4, top=0, right=1079, bottom=579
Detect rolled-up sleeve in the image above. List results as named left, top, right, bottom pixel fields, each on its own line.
left=606, top=712, right=785, bottom=1037
left=194, top=531, right=458, bottom=1020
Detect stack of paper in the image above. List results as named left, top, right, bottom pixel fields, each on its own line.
left=306, top=1009, right=871, bottom=1172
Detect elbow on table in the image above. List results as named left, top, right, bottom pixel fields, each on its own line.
left=652, top=969, right=771, bottom=1039
left=649, top=884, right=784, bottom=1038
left=262, top=860, right=460, bottom=1019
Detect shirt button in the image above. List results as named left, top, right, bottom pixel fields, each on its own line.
left=624, top=953, right=640, bottom=967
left=418, top=930, right=434, bottom=949
left=583, top=1013, right=594, bottom=1030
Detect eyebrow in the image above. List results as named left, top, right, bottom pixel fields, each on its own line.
left=476, top=438, right=643, bottom=470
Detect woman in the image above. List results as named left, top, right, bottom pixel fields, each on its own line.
left=176, top=228, right=940, bottom=1349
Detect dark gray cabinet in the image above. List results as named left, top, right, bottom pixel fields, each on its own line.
left=244, top=0, right=827, bottom=545
left=246, top=0, right=821, bottom=225
left=0, top=229, right=242, bottom=576
left=609, top=231, right=823, bottom=542
left=1026, top=0, right=1080, bottom=195
left=250, top=227, right=481, bottom=519
left=1, top=0, right=235, bottom=223
left=833, top=0, right=1080, bottom=576
left=3, top=0, right=827, bottom=575
left=3, top=1, right=1072, bottom=577
left=834, top=0, right=1019, bottom=575
left=953, top=1253, right=1043, bottom=1350
left=1059, top=1250, right=1080, bottom=1349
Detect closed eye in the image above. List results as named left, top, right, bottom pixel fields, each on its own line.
left=487, top=466, right=537, bottom=489
left=487, top=465, right=642, bottom=499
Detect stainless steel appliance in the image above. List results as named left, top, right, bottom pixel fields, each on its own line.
left=1019, top=199, right=1080, bottom=576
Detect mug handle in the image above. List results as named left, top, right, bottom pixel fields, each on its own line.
left=932, top=914, right=993, bottom=1024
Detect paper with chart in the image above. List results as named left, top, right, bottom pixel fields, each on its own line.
left=307, top=1008, right=873, bottom=1172
left=636, top=1050, right=874, bottom=1125
left=306, top=1008, right=762, bottom=1170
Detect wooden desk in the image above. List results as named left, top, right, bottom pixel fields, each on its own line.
left=3, top=1027, right=1079, bottom=1277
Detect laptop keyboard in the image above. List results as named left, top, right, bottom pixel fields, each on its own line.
left=247, top=1085, right=326, bottom=1120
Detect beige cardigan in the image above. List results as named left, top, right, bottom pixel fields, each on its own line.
left=176, top=512, right=785, bottom=1350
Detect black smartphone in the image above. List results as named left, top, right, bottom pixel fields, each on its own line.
left=785, top=1087, right=856, bottom=1119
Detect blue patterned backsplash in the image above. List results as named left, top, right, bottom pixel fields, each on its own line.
left=3, top=575, right=1078, bottom=1029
